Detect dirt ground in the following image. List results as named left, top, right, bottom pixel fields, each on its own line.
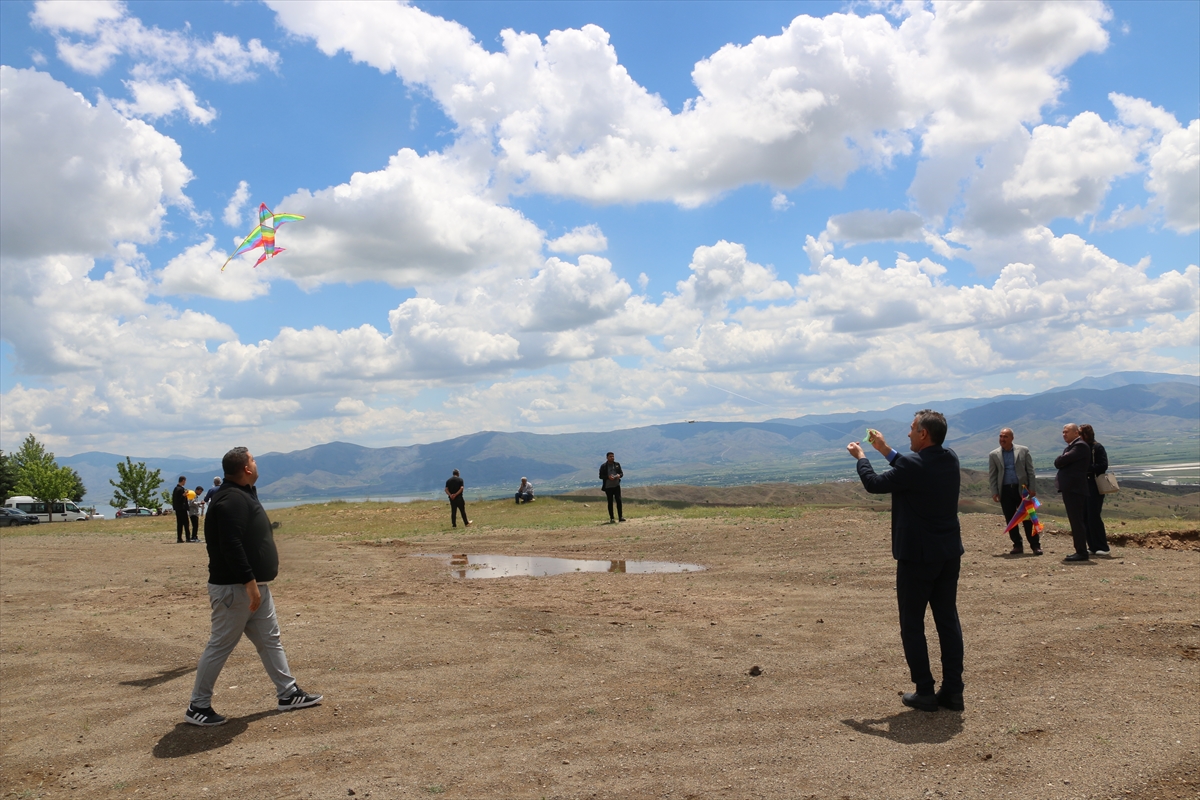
left=2, top=509, right=1198, bottom=800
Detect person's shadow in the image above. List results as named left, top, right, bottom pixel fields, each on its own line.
left=153, top=710, right=277, bottom=758
left=841, top=708, right=963, bottom=744
left=119, top=666, right=195, bottom=689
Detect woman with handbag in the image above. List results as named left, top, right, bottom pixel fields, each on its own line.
left=1079, top=424, right=1111, bottom=556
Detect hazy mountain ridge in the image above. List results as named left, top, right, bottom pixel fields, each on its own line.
left=62, top=373, right=1198, bottom=504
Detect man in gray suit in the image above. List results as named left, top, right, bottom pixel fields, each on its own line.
left=988, top=428, right=1040, bottom=555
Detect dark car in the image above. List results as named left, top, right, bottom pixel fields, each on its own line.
left=0, top=507, right=40, bottom=526
left=115, top=507, right=159, bottom=518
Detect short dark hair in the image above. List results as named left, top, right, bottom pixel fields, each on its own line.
left=1078, top=424, right=1096, bottom=445
left=452, top=469, right=460, bottom=476
left=222, top=447, right=251, bottom=477
left=606, top=452, right=614, bottom=457
left=178, top=476, right=186, bottom=483
left=913, top=409, right=948, bottom=445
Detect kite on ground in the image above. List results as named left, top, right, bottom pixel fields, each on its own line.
left=221, top=203, right=305, bottom=271
left=1003, top=488, right=1044, bottom=536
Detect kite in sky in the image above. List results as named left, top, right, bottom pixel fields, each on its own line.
left=221, top=203, right=305, bottom=271
left=1003, top=488, right=1044, bottom=536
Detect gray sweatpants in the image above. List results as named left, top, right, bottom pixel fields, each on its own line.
left=190, top=582, right=296, bottom=708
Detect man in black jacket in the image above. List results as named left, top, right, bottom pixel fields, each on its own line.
left=599, top=452, right=624, bottom=522
left=184, top=447, right=322, bottom=726
left=1054, top=423, right=1092, bottom=562
left=171, top=476, right=189, bottom=543
left=848, top=411, right=965, bottom=713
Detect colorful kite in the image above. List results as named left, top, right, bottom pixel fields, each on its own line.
left=1003, top=488, right=1044, bottom=536
left=221, top=203, right=305, bottom=271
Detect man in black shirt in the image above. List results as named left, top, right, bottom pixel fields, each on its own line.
left=184, top=447, right=322, bottom=726
left=599, top=452, right=625, bottom=522
left=445, top=469, right=469, bottom=527
left=848, top=411, right=965, bottom=713
left=171, top=476, right=189, bottom=543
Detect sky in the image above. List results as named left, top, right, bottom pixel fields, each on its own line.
left=0, top=0, right=1197, bottom=460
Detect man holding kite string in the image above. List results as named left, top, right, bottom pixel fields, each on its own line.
left=847, top=412, right=965, bottom=713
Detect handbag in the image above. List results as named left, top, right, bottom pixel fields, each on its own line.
left=1094, top=472, right=1119, bottom=494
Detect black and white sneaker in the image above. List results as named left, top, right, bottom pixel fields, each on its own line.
left=184, top=704, right=227, bottom=726
left=277, top=686, right=323, bottom=711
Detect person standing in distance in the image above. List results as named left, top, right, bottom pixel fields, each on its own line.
left=599, top=452, right=625, bottom=523
left=988, top=428, right=1040, bottom=555
left=184, top=447, right=322, bottom=726
left=445, top=469, right=470, bottom=528
left=1054, top=423, right=1092, bottom=562
left=171, top=476, right=189, bottom=544
left=847, top=412, right=965, bottom=713
left=1078, top=424, right=1111, bottom=557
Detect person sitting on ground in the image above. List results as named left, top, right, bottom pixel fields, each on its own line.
left=515, top=477, right=535, bottom=504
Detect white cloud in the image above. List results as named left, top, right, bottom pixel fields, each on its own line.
left=109, top=78, right=217, bottom=124
left=675, top=241, right=792, bottom=311
left=0, top=66, right=193, bottom=260
left=269, top=1, right=1109, bottom=207
left=157, top=235, right=270, bottom=302
left=222, top=180, right=251, bottom=228
left=770, top=192, right=792, bottom=211
left=825, top=209, right=924, bottom=243
left=33, top=1, right=279, bottom=79
left=521, top=255, right=631, bottom=332
left=1148, top=119, right=1199, bottom=234
left=266, top=149, right=545, bottom=288
left=547, top=224, right=608, bottom=254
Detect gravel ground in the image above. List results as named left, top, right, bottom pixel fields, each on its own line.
left=1, top=510, right=1197, bottom=799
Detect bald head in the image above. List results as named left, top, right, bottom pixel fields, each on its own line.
left=1062, top=423, right=1080, bottom=444
left=998, top=428, right=1014, bottom=450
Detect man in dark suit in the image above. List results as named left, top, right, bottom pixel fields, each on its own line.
left=1054, top=423, right=1092, bottom=562
left=847, top=411, right=964, bottom=713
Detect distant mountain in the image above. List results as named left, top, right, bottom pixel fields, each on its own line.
left=62, top=376, right=1199, bottom=505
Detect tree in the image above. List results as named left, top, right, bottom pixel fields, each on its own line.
left=11, top=434, right=53, bottom=476
left=0, top=451, right=17, bottom=504
left=15, top=460, right=77, bottom=512
left=65, top=468, right=86, bottom=503
left=110, top=457, right=164, bottom=510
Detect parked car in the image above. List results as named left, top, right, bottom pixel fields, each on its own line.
left=3, top=496, right=90, bottom=522
left=115, top=507, right=159, bottom=518
left=0, top=507, right=41, bottom=527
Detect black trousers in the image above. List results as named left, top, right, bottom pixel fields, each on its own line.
left=189, top=514, right=200, bottom=540
left=175, top=510, right=189, bottom=542
left=1085, top=489, right=1108, bottom=552
left=450, top=497, right=469, bottom=527
left=1000, top=484, right=1039, bottom=549
left=605, top=487, right=623, bottom=520
left=896, top=557, right=964, bottom=695
left=1062, top=491, right=1090, bottom=556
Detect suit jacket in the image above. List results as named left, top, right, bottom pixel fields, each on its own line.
left=856, top=445, right=963, bottom=562
left=987, top=444, right=1037, bottom=496
left=1054, top=437, right=1090, bottom=495
left=599, top=461, right=623, bottom=490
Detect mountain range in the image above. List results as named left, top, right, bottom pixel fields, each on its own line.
left=62, top=372, right=1198, bottom=505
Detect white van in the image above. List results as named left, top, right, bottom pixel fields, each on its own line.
left=3, top=496, right=91, bottom=522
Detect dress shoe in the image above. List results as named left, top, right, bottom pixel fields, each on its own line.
left=1009, top=546, right=1023, bottom=555
left=935, top=689, right=965, bottom=711
left=901, top=692, right=938, bottom=712
left=1063, top=553, right=1089, bottom=562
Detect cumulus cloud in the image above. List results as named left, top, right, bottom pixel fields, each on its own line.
left=825, top=209, right=924, bottom=243
left=109, top=78, right=216, bottom=124
left=547, top=225, right=608, bottom=254
left=157, top=235, right=270, bottom=302
left=32, top=0, right=278, bottom=125
left=1148, top=119, right=1199, bottom=234
left=675, top=241, right=792, bottom=311
left=263, top=149, right=545, bottom=287
left=0, top=66, right=193, bottom=260
left=269, top=1, right=1110, bottom=207
left=222, top=181, right=251, bottom=228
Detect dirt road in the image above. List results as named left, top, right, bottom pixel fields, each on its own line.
left=2, top=510, right=1197, bottom=799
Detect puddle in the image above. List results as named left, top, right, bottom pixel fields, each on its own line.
left=419, top=554, right=705, bottom=579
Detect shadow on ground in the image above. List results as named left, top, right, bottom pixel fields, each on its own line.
left=119, top=665, right=195, bottom=689
left=841, top=710, right=964, bottom=744
left=153, top=711, right=277, bottom=758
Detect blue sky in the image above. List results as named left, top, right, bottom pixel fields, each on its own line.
left=0, top=0, right=1197, bottom=458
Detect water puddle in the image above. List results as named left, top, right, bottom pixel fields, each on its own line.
left=419, top=554, right=705, bottom=579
